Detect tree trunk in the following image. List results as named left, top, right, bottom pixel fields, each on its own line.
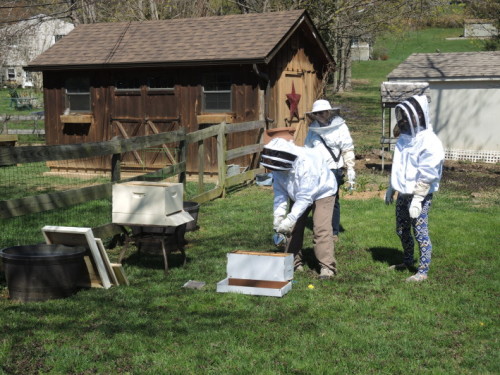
left=343, top=38, right=352, bottom=92
left=332, top=37, right=339, bottom=93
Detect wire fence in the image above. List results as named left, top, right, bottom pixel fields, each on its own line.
left=0, top=120, right=265, bottom=249
left=0, top=199, right=113, bottom=248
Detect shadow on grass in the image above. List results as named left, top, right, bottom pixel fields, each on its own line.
left=366, top=246, right=417, bottom=272
left=302, top=248, right=320, bottom=273
left=122, top=249, right=188, bottom=271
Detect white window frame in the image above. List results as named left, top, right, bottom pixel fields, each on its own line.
left=7, top=68, right=15, bottom=80
left=202, top=72, right=232, bottom=112
left=65, top=77, right=91, bottom=112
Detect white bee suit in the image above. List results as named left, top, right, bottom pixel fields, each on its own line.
left=385, top=94, right=445, bottom=281
left=260, top=137, right=338, bottom=274
left=271, top=142, right=337, bottom=224
left=390, top=95, right=444, bottom=195
left=304, top=116, right=355, bottom=171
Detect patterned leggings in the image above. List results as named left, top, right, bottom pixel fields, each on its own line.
left=395, top=194, right=433, bottom=275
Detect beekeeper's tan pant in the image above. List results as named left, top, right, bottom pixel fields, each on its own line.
left=286, top=195, right=337, bottom=273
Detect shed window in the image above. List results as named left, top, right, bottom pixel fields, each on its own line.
left=7, top=68, right=15, bottom=80
left=65, top=77, right=90, bottom=112
left=147, top=76, right=174, bottom=90
left=115, top=77, right=142, bottom=91
left=203, top=72, right=231, bottom=112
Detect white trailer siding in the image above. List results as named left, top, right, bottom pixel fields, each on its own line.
left=387, top=52, right=500, bottom=162
left=430, top=80, right=500, bottom=151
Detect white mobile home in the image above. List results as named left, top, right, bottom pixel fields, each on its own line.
left=387, top=51, right=500, bottom=163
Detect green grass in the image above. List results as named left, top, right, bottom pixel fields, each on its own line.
left=1, top=185, right=498, bottom=374
left=1, top=88, right=45, bottom=144
left=0, top=88, right=43, bottom=116
left=1, top=27, right=498, bottom=374
left=0, top=178, right=215, bottom=248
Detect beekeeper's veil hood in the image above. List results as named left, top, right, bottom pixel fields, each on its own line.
left=306, top=99, right=345, bottom=133
left=394, top=94, right=431, bottom=137
left=260, top=138, right=298, bottom=171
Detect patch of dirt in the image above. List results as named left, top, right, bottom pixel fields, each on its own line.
left=342, top=190, right=384, bottom=200
left=355, top=150, right=500, bottom=196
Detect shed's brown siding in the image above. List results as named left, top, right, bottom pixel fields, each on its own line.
left=43, top=66, right=260, bottom=174
left=41, top=23, right=329, bottom=174
left=266, top=28, right=326, bottom=145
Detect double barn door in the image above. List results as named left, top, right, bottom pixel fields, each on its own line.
left=112, top=88, right=180, bottom=171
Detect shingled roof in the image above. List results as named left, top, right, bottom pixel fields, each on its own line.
left=27, top=9, right=332, bottom=71
left=387, top=51, right=500, bottom=80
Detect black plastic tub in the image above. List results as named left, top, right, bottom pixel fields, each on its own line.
left=0, top=244, right=89, bottom=302
left=183, top=201, right=200, bottom=232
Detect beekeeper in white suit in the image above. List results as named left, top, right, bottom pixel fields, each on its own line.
left=260, top=137, right=338, bottom=279
left=304, top=99, right=356, bottom=241
left=385, top=94, right=444, bottom=282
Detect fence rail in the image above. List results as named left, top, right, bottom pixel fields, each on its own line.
left=1, top=114, right=45, bottom=135
left=0, top=120, right=266, bottom=220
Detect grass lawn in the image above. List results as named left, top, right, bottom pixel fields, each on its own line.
left=0, top=183, right=498, bottom=374
left=1, top=27, right=498, bottom=374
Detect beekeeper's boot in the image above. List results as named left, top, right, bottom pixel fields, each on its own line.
left=319, top=267, right=334, bottom=279
left=406, top=273, right=428, bottom=282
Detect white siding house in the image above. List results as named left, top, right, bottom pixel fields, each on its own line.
left=1, top=15, right=74, bottom=88
left=464, top=19, right=499, bottom=39
left=387, top=51, right=500, bottom=163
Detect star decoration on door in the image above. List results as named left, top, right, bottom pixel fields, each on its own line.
left=286, top=82, right=301, bottom=121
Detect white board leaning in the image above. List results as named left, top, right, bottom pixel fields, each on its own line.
left=42, top=226, right=112, bottom=289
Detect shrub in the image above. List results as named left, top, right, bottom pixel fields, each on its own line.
left=371, top=47, right=389, bottom=60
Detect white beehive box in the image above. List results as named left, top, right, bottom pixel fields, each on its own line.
left=112, top=181, right=192, bottom=226
left=217, top=250, right=294, bottom=297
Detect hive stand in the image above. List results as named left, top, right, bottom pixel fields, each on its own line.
left=118, top=224, right=187, bottom=275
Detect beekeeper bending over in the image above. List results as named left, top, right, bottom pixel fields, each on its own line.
left=304, top=99, right=356, bottom=242
left=385, top=94, right=444, bottom=282
left=260, top=137, right=338, bottom=279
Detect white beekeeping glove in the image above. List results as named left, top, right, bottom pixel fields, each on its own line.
left=342, top=150, right=355, bottom=171
left=273, top=215, right=285, bottom=231
left=277, top=216, right=296, bottom=235
left=409, top=181, right=430, bottom=218
left=347, top=168, right=356, bottom=184
left=343, top=150, right=356, bottom=187
left=273, top=206, right=287, bottom=231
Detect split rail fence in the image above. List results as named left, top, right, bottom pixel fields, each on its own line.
left=0, top=120, right=266, bottom=245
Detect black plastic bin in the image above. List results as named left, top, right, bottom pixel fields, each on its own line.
left=0, top=244, right=89, bottom=302
left=183, top=201, right=200, bottom=232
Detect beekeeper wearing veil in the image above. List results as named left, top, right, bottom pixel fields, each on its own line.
left=385, top=94, right=444, bottom=282
left=260, top=137, right=337, bottom=279
left=304, top=99, right=356, bottom=242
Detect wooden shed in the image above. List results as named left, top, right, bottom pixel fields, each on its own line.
left=25, top=9, right=334, bottom=175
left=387, top=51, right=500, bottom=163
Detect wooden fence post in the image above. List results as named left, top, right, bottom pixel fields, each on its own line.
left=197, top=139, right=205, bottom=194
left=178, top=127, right=187, bottom=186
left=217, top=122, right=227, bottom=197
left=111, top=153, right=121, bottom=182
